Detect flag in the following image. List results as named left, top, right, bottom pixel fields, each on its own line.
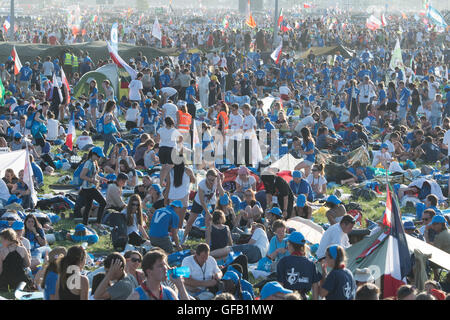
left=383, top=186, right=411, bottom=298
left=389, top=38, right=404, bottom=71
left=24, top=145, right=38, bottom=206
left=381, top=14, right=387, bottom=27
left=65, top=114, right=76, bottom=151
left=246, top=0, right=257, bottom=28
left=52, top=72, right=63, bottom=102
left=107, top=41, right=137, bottom=80
left=152, top=17, right=162, bottom=41
left=11, top=46, right=22, bottom=76
left=280, top=21, right=292, bottom=32
left=3, top=17, right=9, bottom=34
left=277, top=8, right=284, bottom=27
left=222, top=17, right=229, bottom=29
left=295, top=21, right=300, bottom=29
left=110, top=22, right=119, bottom=53
left=401, top=12, right=407, bottom=19
left=61, top=68, right=70, bottom=104
left=427, top=6, right=448, bottom=28
left=0, top=78, right=4, bottom=107
left=303, top=3, right=312, bottom=8
left=366, top=15, right=382, bottom=31
left=92, top=15, right=98, bottom=23
left=270, top=43, right=282, bottom=64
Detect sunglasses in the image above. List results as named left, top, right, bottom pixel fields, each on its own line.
left=422, top=217, right=430, bottom=222
left=131, top=258, right=141, bottom=263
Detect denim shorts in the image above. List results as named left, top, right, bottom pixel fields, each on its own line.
left=231, top=244, right=262, bottom=264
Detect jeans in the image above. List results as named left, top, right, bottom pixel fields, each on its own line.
left=103, top=132, right=118, bottom=155
left=430, top=116, right=441, bottom=129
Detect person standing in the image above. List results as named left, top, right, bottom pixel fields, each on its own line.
left=73, top=147, right=107, bottom=228
left=102, top=100, right=121, bottom=156
left=198, top=70, right=210, bottom=108
left=128, top=72, right=144, bottom=104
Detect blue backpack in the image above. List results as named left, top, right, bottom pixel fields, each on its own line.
left=96, top=115, right=105, bottom=134
left=71, top=161, right=93, bottom=188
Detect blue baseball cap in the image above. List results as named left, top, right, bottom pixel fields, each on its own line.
left=292, top=170, right=302, bottom=178
left=91, top=146, right=105, bottom=158
left=260, top=281, right=292, bottom=300
left=75, top=223, right=86, bottom=232
left=219, top=195, right=230, bottom=206
left=269, top=207, right=283, bottom=217
left=431, top=215, right=447, bottom=225
left=380, top=143, right=388, bottom=149
left=287, top=231, right=306, bottom=245
left=346, top=123, right=354, bottom=128
left=170, top=200, right=183, bottom=208
left=326, top=195, right=341, bottom=205
left=297, top=194, right=306, bottom=207
left=225, top=251, right=243, bottom=265
left=11, top=220, right=24, bottom=230
left=14, top=132, right=22, bottom=139
left=403, top=221, right=416, bottom=230
left=151, top=184, right=162, bottom=194
left=145, top=99, right=151, bottom=105
left=222, top=271, right=240, bottom=285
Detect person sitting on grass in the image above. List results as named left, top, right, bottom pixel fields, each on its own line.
left=341, top=162, right=367, bottom=186
left=11, top=169, right=33, bottom=209
left=293, top=194, right=313, bottom=219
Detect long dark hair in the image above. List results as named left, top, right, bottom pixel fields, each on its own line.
left=301, top=127, right=314, bottom=145
left=59, top=246, right=86, bottom=292
left=24, top=214, right=44, bottom=234
left=173, top=162, right=186, bottom=188
left=119, top=159, right=134, bottom=174
left=126, top=194, right=143, bottom=227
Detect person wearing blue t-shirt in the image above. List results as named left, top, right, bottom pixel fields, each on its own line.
left=159, top=69, right=171, bottom=88
left=289, top=170, right=314, bottom=201
left=255, top=65, right=266, bottom=98
left=320, top=245, right=356, bottom=300
left=280, top=61, right=287, bottom=81
left=30, top=155, right=44, bottom=186
left=37, top=246, right=67, bottom=300
left=148, top=201, right=182, bottom=253
left=267, top=220, right=289, bottom=264
left=139, top=99, right=159, bottom=135
left=398, top=81, right=411, bottom=124
left=294, top=127, right=316, bottom=177
left=18, top=62, right=33, bottom=91
left=277, top=232, right=322, bottom=299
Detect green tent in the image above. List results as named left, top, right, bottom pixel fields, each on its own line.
left=72, top=63, right=121, bottom=100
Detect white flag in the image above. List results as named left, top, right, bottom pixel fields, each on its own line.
left=52, top=72, right=63, bottom=102
left=270, top=43, right=283, bottom=64
left=152, top=17, right=162, bottom=41
left=110, top=22, right=119, bottom=53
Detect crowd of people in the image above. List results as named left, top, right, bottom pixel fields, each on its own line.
left=0, top=5, right=448, bottom=301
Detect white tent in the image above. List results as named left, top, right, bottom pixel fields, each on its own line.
left=286, top=217, right=324, bottom=244
left=269, top=153, right=302, bottom=172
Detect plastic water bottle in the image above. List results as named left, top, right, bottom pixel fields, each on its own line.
left=167, top=266, right=190, bottom=280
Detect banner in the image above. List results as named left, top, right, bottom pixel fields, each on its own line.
left=389, top=38, right=404, bottom=71
left=110, top=22, right=119, bottom=53
left=152, top=17, right=162, bottom=41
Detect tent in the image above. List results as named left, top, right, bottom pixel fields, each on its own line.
left=285, top=217, right=324, bottom=244
left=269, top=153, right=302, bottom=172
left=72, top=63, right=120, bottom=100
left=295, top=44, right=355, bottom=60
left=346, top=229, right=450, bottom=285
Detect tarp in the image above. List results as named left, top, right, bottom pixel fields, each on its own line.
left=296, top=44, right=355, bottom=60
left=286, top=217, right=324, bottom=244
left=0, top=41, right=180, bottom=65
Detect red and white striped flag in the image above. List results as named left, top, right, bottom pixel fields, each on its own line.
left=303, top=3, right=312, bottom=8
left=107, top=41, right=137, bottom=80
left=270, top=43, right=282, bottom=64
left=3, top=18, right=9, bottom=34
left=381, top=14, right=387, bottom=27
left=366, top=15, right=382, bottom=30
left=11, top=46, right=22, bottom=75
left=65, top=113, right=76, bottom=151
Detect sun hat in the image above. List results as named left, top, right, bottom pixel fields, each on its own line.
left=292, top=170, right=302, bottom=178
left=296, top=194, right=306, bottom=207
left=354, top=268, right=375, bottom=283
left=269, top=207, right=283, bottom=217
left=170, top=200, right=183, bottom=208
left=238, top=166, right=249, bottom=175
left=287, top=231, right=306, bottom=245
left=222, top=271, right=240, bottom=285
left=260, top=281, right=293, bottom=300
left=326, top=194, right=341, bottom=205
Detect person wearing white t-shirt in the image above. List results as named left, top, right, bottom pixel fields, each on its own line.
left=0, top=176, right=10, bottom=205
left=210, top=223, right=269, bottom=264
left=162, top=101, right=178, bottom=126
left=46, top=114, right=59, bottom=141
left=76, top=131, right=94, bottom=151
left=372, top=143, right=392, bottom=168
left=294, top=114, right=317, bottom=135
left=242, top=104, right=257, bottom=167
left=128, top=73, right=144, bottom=102
left=182, top=244, right=222, bottom=300
left=228, top=104, right=243, bottom=166
left=279, top=83, right=292, bottom=101
left=125, top=102, right=140, bottom=130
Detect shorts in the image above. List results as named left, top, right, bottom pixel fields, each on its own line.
left=169, top=194, right=189, bottom=208
left=231, top=244, right=262, bottom=264
left=191, top=200, right=204, bottom=215
left=386, top=101, right=397, bottom=112
left=378, top=103, right=387, bottom=111
left=280, top=94, right=290, bottom=101
left=301, top=159, right=314, bottom=166
left=149, top=235, right=173, bottom=254
left=256, top=79, right=264, bottom=86
left=159, top=146, right=174, bottom=164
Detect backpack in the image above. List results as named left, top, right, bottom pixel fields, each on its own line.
left=25, top=112, right=35, bottom=130
left=71, top=161, right=93, bottom=187
left=96, top=115, right=105, bottom=134
left=106, top=211, right=128, bottom=251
